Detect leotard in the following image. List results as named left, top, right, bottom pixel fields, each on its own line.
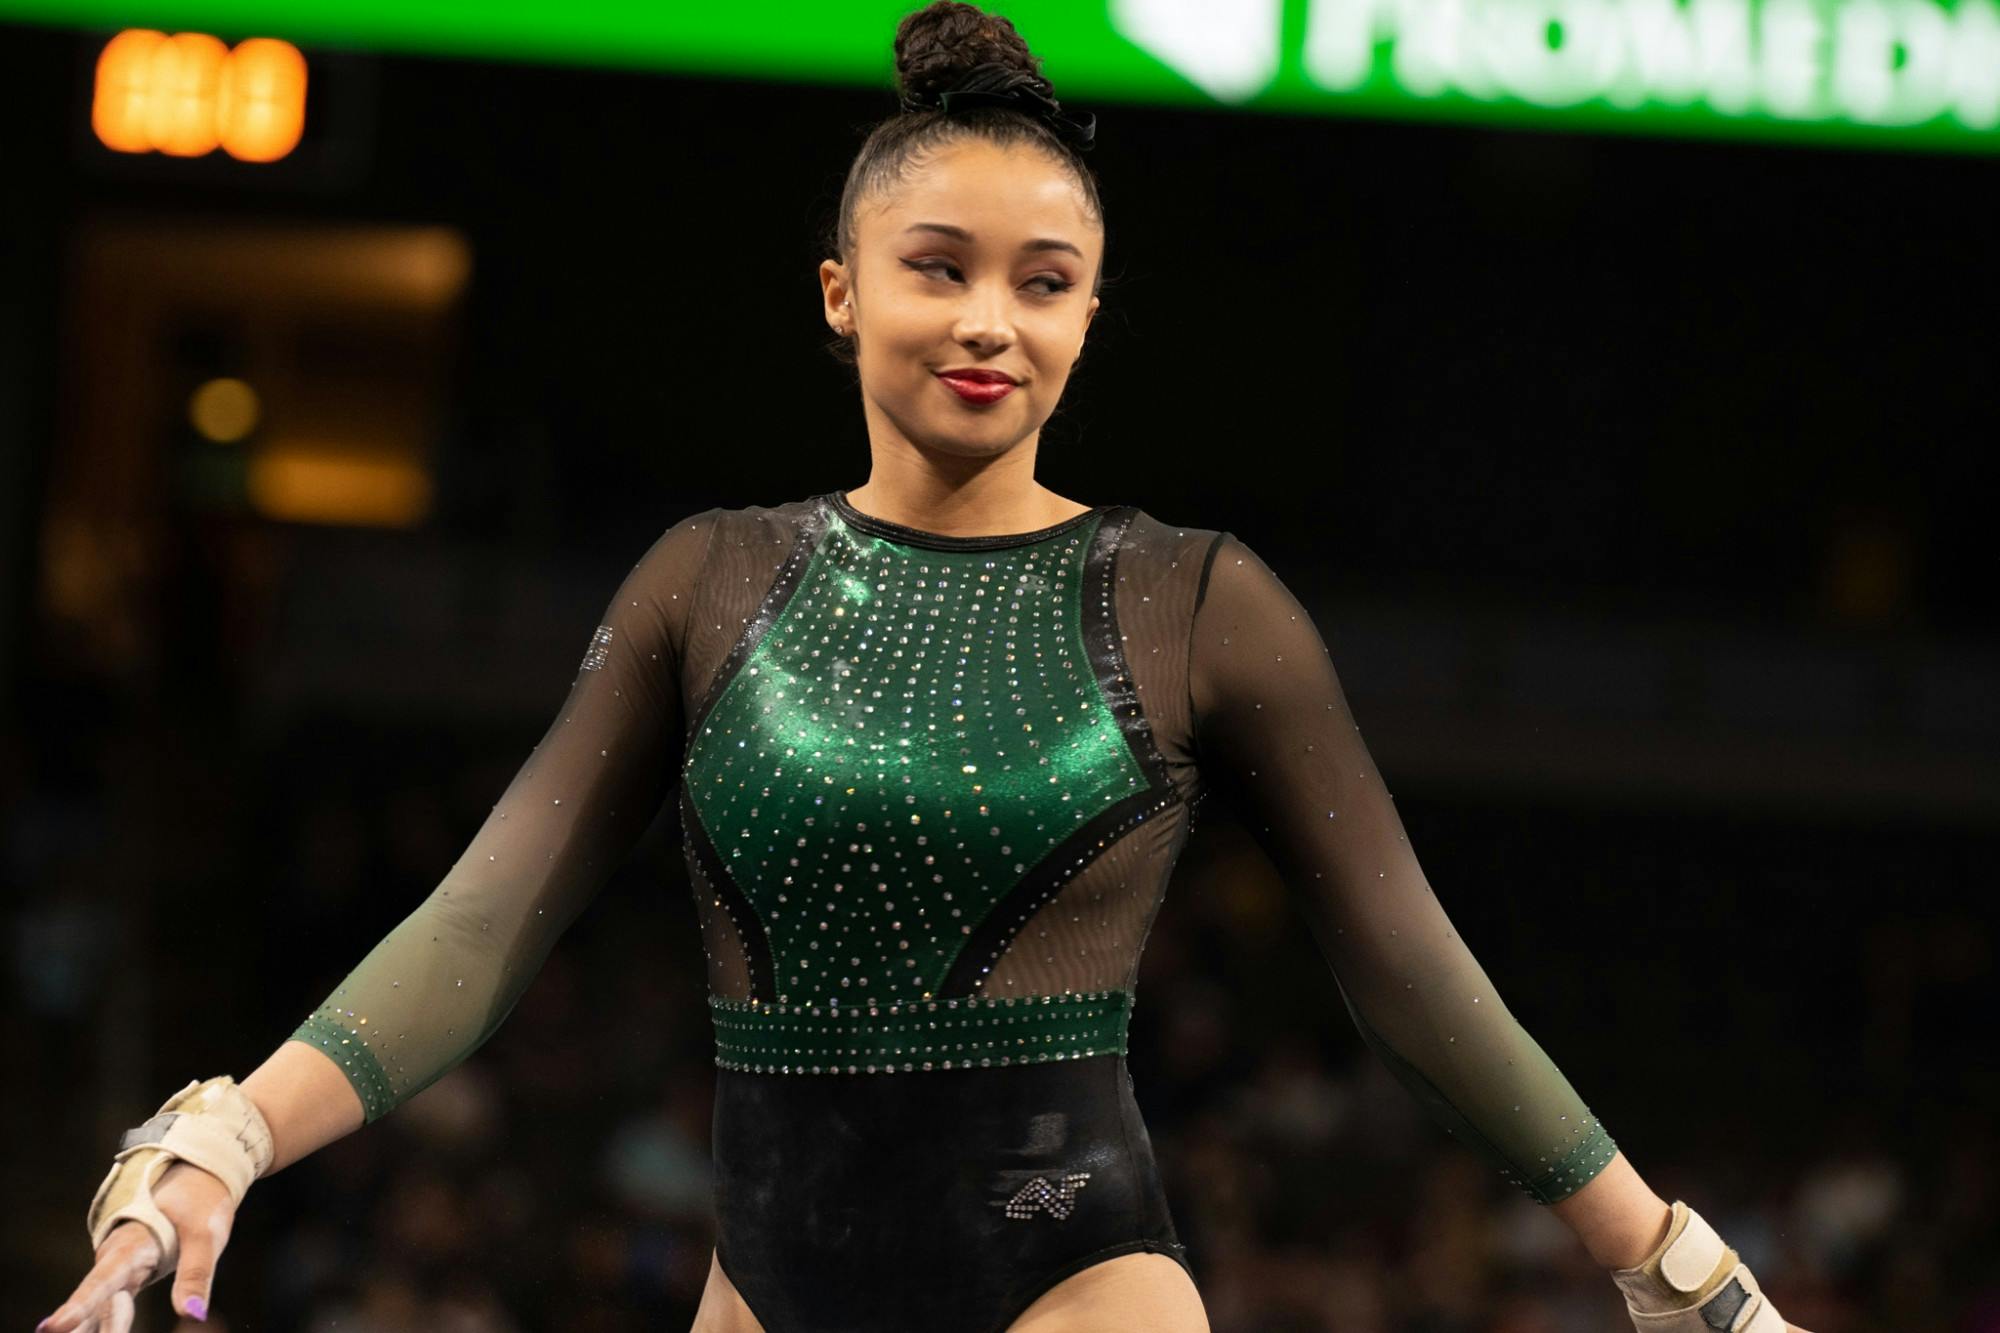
left=291, top=490, right=1616, bottom=1332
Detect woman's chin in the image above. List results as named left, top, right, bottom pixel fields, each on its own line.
left=912, top=421, right=1030, bottom=458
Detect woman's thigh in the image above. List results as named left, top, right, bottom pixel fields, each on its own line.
left=1005, top=1251, right=1210, bottom=1333
left=691, top=1249, right=763, bottom=1333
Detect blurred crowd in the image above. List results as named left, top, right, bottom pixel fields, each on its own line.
left=7, top=682, right=1998, bottom=1333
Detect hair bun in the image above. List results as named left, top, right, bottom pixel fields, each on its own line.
left=894, top=2, right=1050, bottom=112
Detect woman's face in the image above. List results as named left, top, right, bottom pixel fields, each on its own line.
left=822, top=137, right=1102, bottom=461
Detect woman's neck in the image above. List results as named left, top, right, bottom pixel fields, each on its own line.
left=842, top=477, right=1092, bottom=539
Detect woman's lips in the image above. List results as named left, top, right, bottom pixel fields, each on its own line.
left=936, top=372, right=1016, bottom=405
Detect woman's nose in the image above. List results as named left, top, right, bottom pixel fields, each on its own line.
left=953, top=284, right=1015, bottom=347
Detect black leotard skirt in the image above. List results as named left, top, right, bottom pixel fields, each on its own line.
left=711, top=1051, right=1193, bottom=1333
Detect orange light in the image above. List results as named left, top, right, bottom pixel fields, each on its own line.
left=247, top=444, right=433, bottom=528
left=188, top=377, right=262, bottom=443
left=218, top=39, right=308, bottom=162
left=92, top=30, right=307, bottom=162
left=92, top=29, right=166, bottom=154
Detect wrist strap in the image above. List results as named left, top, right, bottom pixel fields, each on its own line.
left=84, top=1076, right=275, bottom=1278
left=1611, top=1201, right=1786, bottom=1332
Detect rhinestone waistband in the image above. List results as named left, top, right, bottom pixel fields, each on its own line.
left=708, top=989, right=1134, bottom=1074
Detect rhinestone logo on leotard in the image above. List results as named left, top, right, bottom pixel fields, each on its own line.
left=999, top=1170, right=1092, bottom=1220
left=578, top=624, right=614, bottom=672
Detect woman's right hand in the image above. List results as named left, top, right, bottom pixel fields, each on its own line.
left=37, top=1160, right=237, bottom=1332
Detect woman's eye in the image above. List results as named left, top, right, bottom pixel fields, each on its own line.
left=905, top=260, right=1072, bottom=296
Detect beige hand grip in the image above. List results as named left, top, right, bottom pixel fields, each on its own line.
left=84, top=1076, right=275, bottom=1279
left=1611, top=1200, right=1786, bottom=1333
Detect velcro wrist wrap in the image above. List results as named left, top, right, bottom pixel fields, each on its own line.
left=84, top=1076, right=276, bottom=1280
left=1611, top=1200, right=1787, bottom=1332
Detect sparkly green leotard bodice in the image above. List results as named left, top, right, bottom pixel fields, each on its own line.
left=686, top=506, right=1166, bottom=1068
left=292, top=491, right=1616, bottom=1204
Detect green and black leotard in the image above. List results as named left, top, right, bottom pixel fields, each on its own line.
left=291, top=490, right=1615, bottom=1332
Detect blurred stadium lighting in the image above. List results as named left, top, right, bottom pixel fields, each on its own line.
left=91, top=28, right=307, bottom=161
left=187, top=376, right=262, bottom=443
left=246, top=445, right=434, bottom=527
left=10, top=0, right=1986, bottom=151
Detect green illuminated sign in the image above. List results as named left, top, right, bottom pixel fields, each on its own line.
left=8, top=0, right=1995, bottom=152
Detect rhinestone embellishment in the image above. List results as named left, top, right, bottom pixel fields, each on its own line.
left=1001, top=1170, right=1092, bottom=1220
left=578, top=624, right=614, bottom=672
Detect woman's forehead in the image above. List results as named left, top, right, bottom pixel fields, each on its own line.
left=865, top=142, right=1097, bottom=243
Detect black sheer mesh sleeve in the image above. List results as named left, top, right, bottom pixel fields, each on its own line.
left=1188, top=533, right=1616, bottom=1203
left=288, top=508, right=718, bottom=1121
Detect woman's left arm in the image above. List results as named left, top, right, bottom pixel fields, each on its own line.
left=1186, top=532, right=1806, bottom=1331
left=1554, top=1162, right=1812, bottom=1332
left=1546, top=1150, right=1674, bottom=1267
left=1552, top=1160, right=1824, bottom=1320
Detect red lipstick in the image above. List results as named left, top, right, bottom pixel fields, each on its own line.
left=936, top=370, right=1017, bottom=405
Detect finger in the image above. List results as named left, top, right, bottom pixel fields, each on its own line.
left=37, top=1230, right=158, bottom=1333
left=104, top=1290, right=135, bottom=1333
left=169, top=1199, right=232, bottom=1321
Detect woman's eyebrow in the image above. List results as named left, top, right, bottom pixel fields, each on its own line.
left=901, top=222, right=1082, bottom=259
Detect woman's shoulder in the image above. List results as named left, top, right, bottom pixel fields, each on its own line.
left=1115, top=505, right=1232, bottom=569
left=648, top=493, right=831, bottom=551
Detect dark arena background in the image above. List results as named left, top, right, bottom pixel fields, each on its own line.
left=2, top=4, right=1996, bottom=1330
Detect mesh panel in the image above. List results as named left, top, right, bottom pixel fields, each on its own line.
left=679, top=501, right=825, bottom=712
left=975, top=800, right=1189, bottom=997
left=1104, top=510, right=1215, bottom=807
left=685, top=853, right=756, bottom=1001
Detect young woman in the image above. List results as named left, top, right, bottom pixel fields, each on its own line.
left=42, top=5, right=1808, bottom=1332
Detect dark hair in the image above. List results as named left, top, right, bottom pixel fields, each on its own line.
left=821, top=1, right=1107, bottom=367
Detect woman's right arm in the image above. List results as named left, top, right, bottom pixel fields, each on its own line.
left=38, top=507, right=719, bottom=1332
left=37, top=1045, right=367, bottom=1333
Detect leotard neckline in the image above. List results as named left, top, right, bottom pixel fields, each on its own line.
left=825, top=489, right=1110, bottom=551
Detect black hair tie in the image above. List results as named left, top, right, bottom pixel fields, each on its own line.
left=901, top=60, right=1098, bottom=153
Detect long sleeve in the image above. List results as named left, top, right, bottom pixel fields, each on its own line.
left=289, top=509, right=718, bottom=1122
left=1187, top=533, right=1615, bottom=1203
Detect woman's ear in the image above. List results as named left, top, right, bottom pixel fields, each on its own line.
left=820, top=258, right=853, bottom=335
left=1075, top=295, right=1100, bottom=366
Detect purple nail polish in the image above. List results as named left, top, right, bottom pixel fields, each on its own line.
left=185, top=1297, right=209, bottom=1321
